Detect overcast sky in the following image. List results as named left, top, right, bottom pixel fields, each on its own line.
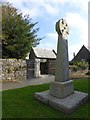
left=2, top=0, right=89, bottom=60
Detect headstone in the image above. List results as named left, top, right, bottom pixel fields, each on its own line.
left=35, top=18, right=88, bottom=114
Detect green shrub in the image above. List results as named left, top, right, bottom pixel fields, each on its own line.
left=69, top=65, right=78, bottom=72
left=76, top=61, right=88, bottom=70
left=70, top=61, right=88, bottom=72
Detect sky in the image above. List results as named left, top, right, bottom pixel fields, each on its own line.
left=1, top=0, right=89, bottom=60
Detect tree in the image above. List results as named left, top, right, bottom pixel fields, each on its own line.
left=2, top=2, right=42, bottom=59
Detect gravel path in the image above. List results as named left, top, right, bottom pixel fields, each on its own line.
left=1, top=75, right=55, bottom=91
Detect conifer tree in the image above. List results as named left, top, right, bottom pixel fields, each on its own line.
left=2, top=2, right=41, bottom=59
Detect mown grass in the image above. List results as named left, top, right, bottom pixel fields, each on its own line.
left=2, top=79, right=89, bottom=119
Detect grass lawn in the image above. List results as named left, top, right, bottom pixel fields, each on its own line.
left=2, top=79, right=89, bottom=119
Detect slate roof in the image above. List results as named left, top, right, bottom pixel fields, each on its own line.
left=71, top=45, right=90, bottom=62
left=32, top=47, right=56, bottom=59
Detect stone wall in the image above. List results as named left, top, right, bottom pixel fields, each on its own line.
left=0, top=59, right=27, bottom=82
left=0, top=58, right=57, bottom=82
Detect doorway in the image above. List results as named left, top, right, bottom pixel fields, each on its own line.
left=40, top=62, right=48, bottom=74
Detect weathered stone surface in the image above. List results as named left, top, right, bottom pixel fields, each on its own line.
left=35, top=90, right=88, bottom=114
left=55, top=19, right=69, bottom=82
left=34, top=59, right=40, bottom=78
left=0, top=59, right=27, bottom=81
left=49, top=80, right=74, bottom=98
left=55, top=36, right=69, bottom=82
left=55, top=18, right=69, bottom=39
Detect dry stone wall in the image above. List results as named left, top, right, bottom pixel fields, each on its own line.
left=0, top=59, right=27, bottom=82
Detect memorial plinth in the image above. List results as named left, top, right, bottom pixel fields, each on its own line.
left=35, top=18, right=88, bottom=114
left=49, top=80, right=74, bottom=99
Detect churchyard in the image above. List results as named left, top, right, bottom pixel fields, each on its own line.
left=2, top=18, right=89, bottom=119
left=1, top=2, right=89, bottom=119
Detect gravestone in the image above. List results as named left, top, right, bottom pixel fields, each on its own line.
left=35, top=18, right=88, bottom=114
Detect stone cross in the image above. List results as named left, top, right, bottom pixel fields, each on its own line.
left=49, top=18, right=74, bottom=98
left=35, top=18, right=88, bottom=113
left=55, top=18, right=69, bottom=82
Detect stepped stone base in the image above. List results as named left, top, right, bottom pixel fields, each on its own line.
left=35, top=90, right=88, bottom=114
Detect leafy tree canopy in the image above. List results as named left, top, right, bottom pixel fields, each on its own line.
left=2, top=2, right=42, bottom=59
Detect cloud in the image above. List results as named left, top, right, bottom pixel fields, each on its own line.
left=36, top=32, right=58, bottom=51
left=65, top=12, right=88, bottom=45
left=65, top=12, right=88, bottom=60
left=41, top=3, right=60, bottom=15
left=37, top=42, right=56, bottom=50
left=69, top=0, right=88, bottom=13
left=65, top=12, right=87, bottom=28
left=2, top=0, right=42, bottom=17
left=46, top=32, right=58, bottom=41
left=2, top=0, right=88, bottom=19
left=2, top=0, right=61, bottom=17
left=58, top=0, right=88, bottom=13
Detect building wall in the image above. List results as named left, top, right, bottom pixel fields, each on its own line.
left=29, top=50, right=41, bottom=77
left=47, top=59, right=56, bottom=75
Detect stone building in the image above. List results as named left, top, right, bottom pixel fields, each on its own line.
left=28, top=47, right=56, bottom=77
